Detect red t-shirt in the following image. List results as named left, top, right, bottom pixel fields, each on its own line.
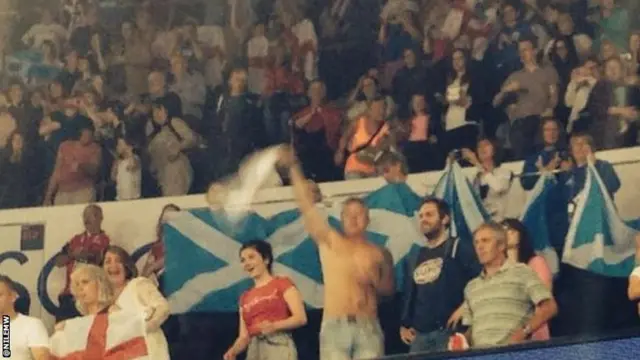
left=240, top=277, right=295, bottom=336
left=61, top=231, right=111, bottom=295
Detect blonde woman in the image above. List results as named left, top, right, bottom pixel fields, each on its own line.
left=54, top=264, right=115, bottom=332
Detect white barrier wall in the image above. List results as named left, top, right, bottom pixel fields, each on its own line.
left=0, top=146, right=639, bottom=330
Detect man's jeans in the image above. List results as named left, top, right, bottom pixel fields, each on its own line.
left=247, top=333, right=298, bottom=360
left=409, top=329, right=450, bottom=354
left=320, top=316, right=384, bottom=360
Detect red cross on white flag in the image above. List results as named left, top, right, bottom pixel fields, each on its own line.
left=51, top=310, right=149, bottom=359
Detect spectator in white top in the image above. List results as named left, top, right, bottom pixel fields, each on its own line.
left=111, top=136, right=141, bottom=201
left=461, top=138, right=513, bottom=222
left=0, top=275, right=50, bottom=360
left=21, top=9, right=68, bottom=51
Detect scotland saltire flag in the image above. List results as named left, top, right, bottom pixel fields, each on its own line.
left=164, top=183, right=426, bottom=314
left=562, top=162, right=638, bottom=277
left=519, top=174, right=560, bottom=275
left=163, top=209, right=270, bottom=313
left=432, top=161, right=490, bottom=242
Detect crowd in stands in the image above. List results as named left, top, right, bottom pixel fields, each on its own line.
left=3, top=1, right=640, bottom=359
left=1, top=153, right=638, bottom=359
left=0, top=0, right=638, bottom=209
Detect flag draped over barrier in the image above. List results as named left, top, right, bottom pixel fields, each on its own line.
left=50, top=311, right=149, bottom=360
left=163, top=162, right=637, bottom=314
left=520, top=174, right=560, bottom=276
left=432, top=161, right=490, bottom=242
left=163, top=183, right=425, bottom=314
left=562, top=163, right=638, bottom=277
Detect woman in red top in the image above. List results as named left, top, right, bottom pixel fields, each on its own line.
left=224, top=240, right=307, bottom=360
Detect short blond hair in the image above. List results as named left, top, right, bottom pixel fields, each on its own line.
left=70, top=264, right=115, bottom=315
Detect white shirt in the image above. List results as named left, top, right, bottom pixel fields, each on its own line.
left=631, top=266, right=640, bottom=278
left=116, top=156, right=142, bottom=201
left=445, top=79, right=472, bottom=131
left=8, top=314, right=49, bottom=360
left=564, top=77, right=597, bottom=132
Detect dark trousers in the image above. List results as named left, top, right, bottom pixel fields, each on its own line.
left=510, top=115, right=541, bottom=160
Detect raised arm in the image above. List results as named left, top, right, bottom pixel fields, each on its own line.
left=278, top=147, right=339, bottom=246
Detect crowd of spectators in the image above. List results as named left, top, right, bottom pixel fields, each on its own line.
left=0, top=0, right=638, bottom=210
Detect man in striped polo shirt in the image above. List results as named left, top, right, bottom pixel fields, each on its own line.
left=461, top=223, right=558, bottom=348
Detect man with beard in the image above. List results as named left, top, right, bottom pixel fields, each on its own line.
left=399, top=198, right=480, bottom=353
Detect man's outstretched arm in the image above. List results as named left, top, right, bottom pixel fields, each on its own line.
left=279, top=146, right=338, bottom=246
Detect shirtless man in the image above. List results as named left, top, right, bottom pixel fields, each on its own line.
left=277, top=146, right=395, bottom=360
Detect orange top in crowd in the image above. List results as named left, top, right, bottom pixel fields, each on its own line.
left=345, top=117, right=389, bottom=176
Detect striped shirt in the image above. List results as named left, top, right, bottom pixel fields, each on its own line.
left=462, top=261, right=552, bottom=347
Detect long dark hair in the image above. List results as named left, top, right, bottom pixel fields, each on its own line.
left=477, top=136, right=505, bottom=167
left=502, top=218, right=536, bottom=263
left=4, top=131, right=25, bottom=162
left=102, top=245, right=138, bottom=280
left=240, top=240, right=274, bottom=273
left=148, top=99, right=185, bottom=142
left=447, top=48, right=471, bottom=86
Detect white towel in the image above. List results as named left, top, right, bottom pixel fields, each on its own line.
left=208, top=146, right=283, bottom=224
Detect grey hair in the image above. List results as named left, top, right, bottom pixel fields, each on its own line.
left=70, top=264, right=115, bottom=315
left=474, top=222, right=508, bottom=248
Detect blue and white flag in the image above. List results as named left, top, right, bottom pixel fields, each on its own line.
left=164, top=183, right=426, bottom=314
left=163, top=209, right=270, bottom=313
left=519, top=174, right=560, bottom=275
left=432, top=161, right=490, bottom=242
left=562, top=162, right=638, bottom=277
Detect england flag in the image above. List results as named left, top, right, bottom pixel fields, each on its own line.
left=50, top=310, right=149, bottom=360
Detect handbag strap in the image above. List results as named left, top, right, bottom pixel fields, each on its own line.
left=349, top=121, right=385, bottom=155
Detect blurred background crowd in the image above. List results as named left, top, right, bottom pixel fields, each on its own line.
left=0, top=0, right=638, bottom=209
